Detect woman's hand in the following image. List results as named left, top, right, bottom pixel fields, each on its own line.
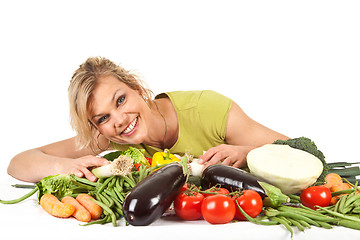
left=59, top=155, right=110, bottom=182
left=198, top=144, right=254, bottom=169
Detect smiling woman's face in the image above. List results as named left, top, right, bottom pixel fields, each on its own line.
left=88, top=75, right=151, bottom=145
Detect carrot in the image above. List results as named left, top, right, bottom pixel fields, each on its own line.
left=40, top=194, right=75, bottom=218
left=76, top=194, right=102, bottom=219
left=323, top=173, right=343, bottom=189
left=61, top=196, right=91, bottom=222
left=330, top=182, right=352, bottom=192
left=329, top=182, right=353, bottom=205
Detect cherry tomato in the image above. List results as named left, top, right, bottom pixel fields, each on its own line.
left=174, top=192, right=204, bottom=220
left=201, top=194, right=236, bottom=224
left=300, top=186, right=332, bottom=210
left=202, top=187, right=230, bottom=198
left=234, top=190, right=263, bottom=221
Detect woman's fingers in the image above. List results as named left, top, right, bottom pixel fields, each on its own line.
left=69, top=156, right=110, bottom=182
left=199, top=144, right=248, bottom=169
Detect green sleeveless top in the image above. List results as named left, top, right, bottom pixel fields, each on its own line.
left=110, top=90, right=233, bottom=158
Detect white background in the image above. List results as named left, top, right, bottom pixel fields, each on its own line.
left=1, top=0, right=359, bottom=179
left=0, top=1, right=359, bottom=239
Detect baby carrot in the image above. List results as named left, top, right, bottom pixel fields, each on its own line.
left=323, top=173, right=343, bottom=189
left=76, top=194, right=102, bottom=220
left=61, top=196, right=91, bottom=222
left=40, top=194, right=75, bottom=218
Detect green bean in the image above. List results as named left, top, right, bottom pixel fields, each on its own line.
left=71, top=175, right=99, bottom=187
left=236, top=202, right=278, bottom=226
left=337, top=219, right=360, bottom=230
left=115, top=177, right=123, bottom=192
left=299, top=204, right=328, bottom=215
left=100, top=192, right=114, bottom=208
left=287, top=218, right=305, bottom=232
left=338, top=194, right=348, bottom=214
left=90, top=198, right=117, bottom=227
left=344, top=193, right=360, bottom=209
left=277, top=212, right=321, bottom=227
left=278, top=206, right=336, bottom=222
left=331, top=189, right=355, bottom=196
left=270, top=216, right=293, bottom=238
left=114, top=206, right=124, bottom=216
left=297, top=219, right=311, bottom=229
left=317, top=206, right=360, bottom=223
left=278, top=216, right=292, bottom=226
left=288, top=194, right=301, bottom=203
left=125, top=174, right=136, bottom=187
left=342, top=205, right=354, bottom=215
left=80, top=215, right=110, bottom=226
left=97, top=176, right=115, bottom=193
left=317, top=221, right=333, bottom=229
left=104, top=189, right=123, bottom=208
left=138, top=165, right=145, bottom=182
left=352, top=205, right=360, bottom=213
left=94, top=192, right=111, bottom=207
left=282, top=205, right=321, bottom=216
left=263, top=208, right=280, bottom=217
left=104, top=188, right=120, bottom=201
left=114, top=187, right=125, bottom=202
left=334, top=194, right=343, bottom=212
left=123, top=182, right=131, bottom=189
left=108, top=176, right=117, bottom=189
left=0, top=187, right=38, bottom=204
left=11, top=184, right=37, bottom=189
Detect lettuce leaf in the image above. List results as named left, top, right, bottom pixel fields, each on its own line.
left=103, top=147, right=149, bottom=166
left=36, top=174, right=95, bottom=201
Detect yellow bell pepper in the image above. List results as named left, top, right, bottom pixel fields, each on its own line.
left=151, top=149, right=179, bottom=168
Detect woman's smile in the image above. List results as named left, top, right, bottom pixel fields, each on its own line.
left=121, top=116, right=139, bottom=136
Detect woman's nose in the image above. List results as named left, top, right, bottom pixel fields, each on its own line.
left=112, top=112, right=126, bottom=128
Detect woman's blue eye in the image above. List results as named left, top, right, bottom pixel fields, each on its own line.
left=97, top=115, right=109, bottom=124
left=117, top=95, right=125, bottom=106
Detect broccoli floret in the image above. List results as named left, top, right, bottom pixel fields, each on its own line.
left=273, top=137, right=328, bottom=184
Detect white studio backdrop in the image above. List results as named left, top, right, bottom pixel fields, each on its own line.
left=0, top=0, right=359, bottom=181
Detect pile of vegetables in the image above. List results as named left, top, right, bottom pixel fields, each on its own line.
left=0, top=147, right=157, bottom=226
left=1, top=138, right=360, bottom=238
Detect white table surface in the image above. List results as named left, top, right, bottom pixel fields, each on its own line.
left=1, top=176, right=359, bottom=240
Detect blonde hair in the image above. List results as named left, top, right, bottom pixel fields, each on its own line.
left=68, top=56, right=153, bottom=152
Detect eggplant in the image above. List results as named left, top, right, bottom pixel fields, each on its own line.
left=200, top=164, right=266, bottom=198
left=123, top=162, right=186, bottom=226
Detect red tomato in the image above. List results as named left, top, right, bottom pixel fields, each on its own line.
left=234, top=190, right=263, bottom=221
left=174, top=192, right=204, bottom=220
left=300, top=186, right=332, bottom=210
left=202, top=187, right=230, bottom=198
left=201, top=195, right=236, bottom=224
left=179, top=184, right=189, bottom=193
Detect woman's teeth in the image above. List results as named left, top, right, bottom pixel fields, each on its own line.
left=122, top=117, right=138, bottom=134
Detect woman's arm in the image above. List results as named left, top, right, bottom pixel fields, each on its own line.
left=199, top=102, right=289, bottom=168
left=7, top=137, right=109, bottom=183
